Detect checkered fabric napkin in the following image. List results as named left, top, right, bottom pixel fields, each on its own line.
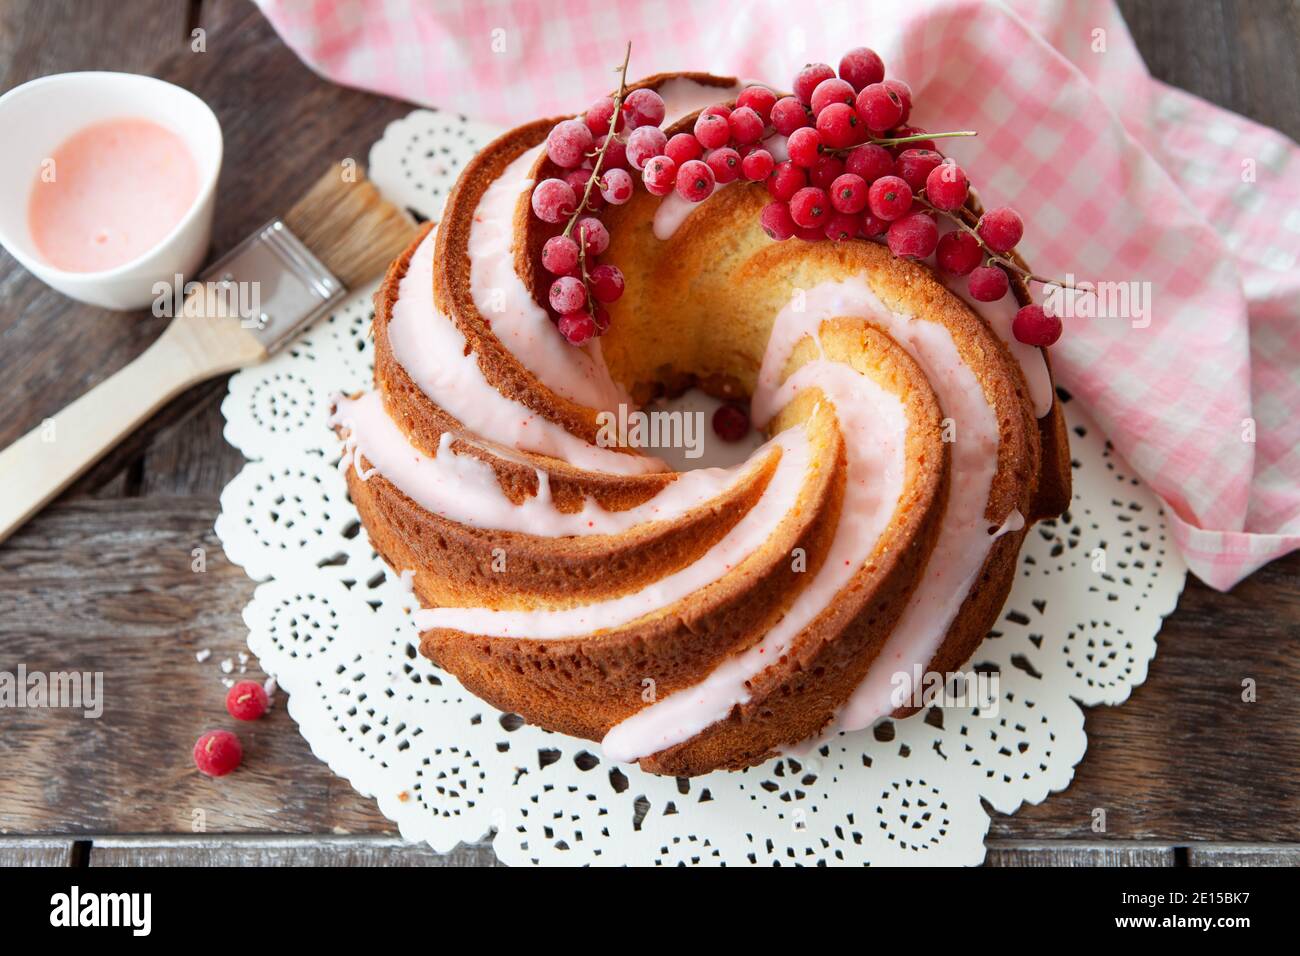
left=256, top=0, right=1300, bottom=590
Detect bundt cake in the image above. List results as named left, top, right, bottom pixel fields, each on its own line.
left=332, top=57, right=1072, bottom=777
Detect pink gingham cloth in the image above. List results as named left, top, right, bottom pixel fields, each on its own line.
left=257, top=0, right=1300, bottom=590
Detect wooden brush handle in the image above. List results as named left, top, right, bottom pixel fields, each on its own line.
left=0, top=307, right=265, bottom=546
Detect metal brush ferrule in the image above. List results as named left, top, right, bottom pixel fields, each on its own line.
left=198, top=219, right=346, bottom=355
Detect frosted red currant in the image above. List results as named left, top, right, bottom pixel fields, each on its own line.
left=531, top=178, right=577, bottom=223
left=824, top=212, right=859, bottom=242
left=558, top=311, right=597, bottom=345
left=1012, top=304, right=1062, bottom=346
left=642, top=155, right=678, bottom=196
left=810, top=154, right=845, bottom=191
left=890, top=125, right=935, bottom=152
left=838, top=47, right=885, bottom=91
left=867, top=174, right=913, bottom=220
left=626, top=126, right=668, bottom=170
left=760, top=201, right=798, bottom=240
left=706, top=147, right=742, bottom=184
left=896, top=148, right=944, bottom=193
left=591, top=304, right=611, bottom=334
left=815, top=102, right=862, bottom=149
left=589, top=263, right=625, bottom=303
left=549, top=275, right=587, bottom=314
left=883, top=79, right=912, bottom=124
left=575, top=216, right=609, bottom=256
left=795, top=224, right=825, bottom=241
left=787, top=126, right=822, bottom=168
left=601, top=168, right=634, bottom=204
left=542, top=235, right=580, bottom=275
left=622, top=88, right=666, bottom=129
left=859, top=210, right=888, bottom=238
left=193, top=730, right=242, bottom=777
left=770, top=96, right=810, bottom=135
left=789, top=186, right=831, bottom=228
left=585, top=96, right=623, bottom=137
left=810, top=77, right=856, bottom=117
left=830, top=172, right=868, bottom=214
left=856, top=83, right=904, bottom=133
left=794, top=62, right=836, bottom=105
left=925, top=161, right=969, bottom=211
left=767, top=161, right=808, bottom=201
left=977, top=206, right=1023, bottom=252
left=728, top=106, right=765, bottom=146
left=665, top=132, right=703, bottom=166
left=694, top=112, right=731, bottom=149
left=741, top=148, right=775, bottom=182
left=602, top=138, right=629, bottom=171
left=712, top=403, right=750, bottom=441
left=935, top=231, right=981, bottom=275
left=737, top=85, right=778, bottom=124
left=702, top=103, right=731, bottom=120
left=844, top=143, right=895, bottom=183
left=546, top=119, right=594, bottom=168
left=887, top=211, right=938, bottom=258
left=968, top=265, right=1010, bottom=301
left=676, top=159, right=715, bottom=202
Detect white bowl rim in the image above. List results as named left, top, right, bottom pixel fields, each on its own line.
left=0, top=70, right=224, bottom=284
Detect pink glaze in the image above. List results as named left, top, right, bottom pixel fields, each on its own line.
left=331, top=389, right=770, bottom=537
left=28, top=118, right=198, bottom=273
left=602, top=359, right=908, bottom=762
left=413, top=423, right=812, bottom=639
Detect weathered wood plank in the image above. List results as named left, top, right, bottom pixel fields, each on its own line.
left=88, top=836, right=501, bottom=867
left=0, top=837, right=77, bottom=866
left=1187, top=844, right=1300, bottom=867
left=984, top=841, right=1176, bottom=867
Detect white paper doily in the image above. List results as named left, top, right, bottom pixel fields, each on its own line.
left=215, top=108, right=1187, bottom=866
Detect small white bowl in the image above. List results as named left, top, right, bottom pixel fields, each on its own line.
left=0, top=72, right=223, bottom=311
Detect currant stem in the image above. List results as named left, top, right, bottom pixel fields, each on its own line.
left=563, top=42, right=632, bottom=239
left=913, top=194, right=1083, bottom=291
left=873, top=129, right=977, bottom=147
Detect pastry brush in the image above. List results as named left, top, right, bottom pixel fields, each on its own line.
left=0, top=164, right=417, bottom=544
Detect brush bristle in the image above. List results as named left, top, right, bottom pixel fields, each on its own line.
left=283, top=164, right=418, bottom=290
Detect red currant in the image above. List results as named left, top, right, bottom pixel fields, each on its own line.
left=890, top=125, right=935, bottom=152
left=793, top=63, right=836, bottom=105
left=968, top=265, right=1010, bottom=301
left=856, top=83, right=904, bottom=133
left=810, top=77, right=857, bottom=117
left=602, top=138, right=629, bottom=171
left=558, top=311, right=597, bottom=345
left=694, top=111, right=730, bottom=149
left=531, top=178, right=577, bottom=223
left=760, top=201, right=798, bottom=240
left=887, top=211, right=938, bottom=258
left=770, top=96, right=810, bottom=135
left=789, top=186, right=831, bottom=228
left=867, top=174, right=913, bottom=220
left=838, top=47, right=885, bottom=91
left=816, top=102, right=863, bottom=149
left=824, top=212, right=859, bottom=242
left=591, top=304, right=611, bottom=334
left=935, top=231, right=981, bottom=275
left=589, top=263, right=625, bottom=303
left=925, top=161, right=969, bottom=211
left=575, top=216, right=609, bottom=256
left=896, top=148, right=944, bottom=193
left=706, top=147, right=742, bottom=184
left=600, top=168, right=634, bottom=204
left=712, top=403, right=750, bottom=441
left=883, top=79, right=912, bottom=124
left=859, top=210, right=888, bottom=238
left=844, top=143, right=895, bottom=183
left=741, top=148, right=775, bottom=182
left=546, top=119, right=594, bottom=168
left=767, top=161, right=808, bottom=201
left=1012, top=304, right=1062, bottom=346
left=642, top=155, right=677, bottom=196
left=676, top=159, right=715, bottom=202
left=194, top=730, right=242, bottom=777
left=626, top=126, right=668, bottom=170
left=737, top=85, right=778, bottom=124
left=549, top=275, right=587, bottom=313
left=787, top=126, right=822, bottom=168
left=665, top=132, right=703, bottom=166
left=622, top=88, right=666, bottom=129
left=226, top=680, right=269, bottom=721
left=830, top=173, right=868, bottom=214
left=585, top=96, right=624, bottom=137
left=563, top=168, right=602, bottom=213
left=729, top=106, right=765, bottom=145
left=542, top=235, right=580, bottom=275
left=977, top=206, right=1023, bottom=253
left=795, top=224, right=826, bottom=241
left=810, top=154, right=845, bottom=191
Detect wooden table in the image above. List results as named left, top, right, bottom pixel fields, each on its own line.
left=1, top=0, right=1297, bottom=868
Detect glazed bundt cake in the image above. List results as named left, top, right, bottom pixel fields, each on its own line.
left=332, top=59, right=1072, bottom=777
